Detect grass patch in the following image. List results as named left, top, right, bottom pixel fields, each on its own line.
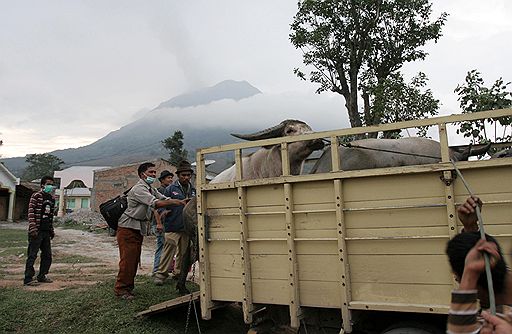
left=57, top=220, right=92, bottom=232
left=53, top=254, right=98, bottom=264
left=0, top=229, right=27, bottom=248
left=0, top=247, right=26, bottom=257
left=0, top=276, right=248, bottom=334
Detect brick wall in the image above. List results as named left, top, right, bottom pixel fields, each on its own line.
left=91, top=159, right=175, bottom=212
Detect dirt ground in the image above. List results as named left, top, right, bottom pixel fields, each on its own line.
left=0, top=221, right=160, bottom=291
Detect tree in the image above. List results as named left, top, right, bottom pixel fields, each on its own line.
left=290, top=0, right=446, bottom=129
left=367, top=72, right=439, bottom=138
left=22, top=153, right=64, bottom=181
left=162, top=130, right=189, bottom=166
left=454, top=70, right=512, bottom=153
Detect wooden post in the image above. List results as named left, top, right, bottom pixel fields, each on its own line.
left=334, top=179, right=352, bottom=333
left=284, top=183, right=301, bottom=328
left=281, top=142, right=291, bottom=176
left=438, top=123, right=459, bottom=239
left=197, top=150, right=212, bottom=320
left=236, top=149, right=254, bottom=324
left=331, top=136, right=340, bottom=172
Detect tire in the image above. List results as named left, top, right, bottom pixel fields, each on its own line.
left=381, top=321, right=443, bottom=334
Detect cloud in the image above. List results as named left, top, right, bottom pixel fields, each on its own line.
left=147, top=91, right=350, bottom=133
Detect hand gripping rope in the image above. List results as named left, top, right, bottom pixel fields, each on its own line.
left=450, top=159, right=496, bottom=315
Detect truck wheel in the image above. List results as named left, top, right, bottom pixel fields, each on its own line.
left=381, top=321, right=443, bottom=334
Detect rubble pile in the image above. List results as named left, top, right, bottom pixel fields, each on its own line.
left=54, top=209, right=108, bottom=230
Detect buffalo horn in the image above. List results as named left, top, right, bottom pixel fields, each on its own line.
left=230, top=119, right=306, bottom=141
left=458, top=142, right=492, bottom=160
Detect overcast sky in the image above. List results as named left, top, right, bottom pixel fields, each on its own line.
left=1, top=0, right=511, bottom=158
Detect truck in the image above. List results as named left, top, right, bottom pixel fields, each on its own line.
left=193, top=108, right=512, bottom=333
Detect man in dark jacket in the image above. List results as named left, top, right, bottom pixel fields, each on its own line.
left=23, top=176, right=56, bottom=285
left=154, top=160, right=196, bottom=288
left=151, top=170, right=174, bottom=274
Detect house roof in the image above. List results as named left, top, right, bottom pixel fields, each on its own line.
left=0, top=163, right=20, bottom=189
left=55, top=187, right=91, bottom=197
left=54, top=166, right=110, bottom=189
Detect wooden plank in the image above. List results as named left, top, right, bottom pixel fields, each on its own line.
left=298, top=280, right=341, bottom=308
left=208, top=240, right=240, bottom=255
left=196, top=150, right=212, bottom=321
left=292, top=181, right=335, bottom=205
left=211, top=277, right=243, bottom=302
left=238, top=186, right=254, bottom=324
left=334, top=179, right=352, bottom=332
left=330, top=135, right=340, bottom=172
left=209, top=254, right=242, bottom=278
left=246, top=185, right=285, bottom=207
left=349, top=255, right=453, bottom=284
left=205, top=189, right=238, bottom=209
left=349, top=301, right=449, bottom=314
left=296, top=240, right=338, bottom=255
left=346, top=239, right=449, bottom=255
left=296, top=254, right=339, bottom=281
left=438, top=124, right=459, bottom=243
left=281, top=142, right=290, bottom=176
left=294, top=211, right=338, bottom=231
left=453, top=167, right=512, bottom=197
left=344, top=206, right=448, bottom=229
left=252, top=279, right=289, bottom=305
left=284, top=183, right=301, bottom=328
left=200, top=159, right=511, bottom=190
left=136, top=292, right=201, bottom=318
left=351, top=282, right=452, bottom=306
left=345, top=226, right=449, bottom=239
left=342, top=173, right=445, bottom=203
left=247, top=214, right=286, bottom=232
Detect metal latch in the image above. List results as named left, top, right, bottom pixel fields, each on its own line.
left=440, top=171, right=457, bottom=186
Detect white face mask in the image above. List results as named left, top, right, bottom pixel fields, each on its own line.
left=144, top=175, right=156, bottom=184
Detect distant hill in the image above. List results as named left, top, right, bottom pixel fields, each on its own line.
left=156, top=80, right=261, bottom=109
left=1, top=80, right=262, bottom=177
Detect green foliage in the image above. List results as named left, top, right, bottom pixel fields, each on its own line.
left=367, top=72, right=439, bottom=138
left=290, top=0, right=446, bottom=128
left=161, top=130, right=189, bottom=166
left=454, top=70, right=512, bottom=151
left=22, top=153, right=64, bottom=181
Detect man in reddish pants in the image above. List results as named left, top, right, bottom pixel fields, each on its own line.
left=114, top=162, right=186, bottom=300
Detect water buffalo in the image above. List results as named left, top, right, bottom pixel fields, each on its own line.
left=212, top=119, right=324, bottom=182
left=311, top=137, right=492, bottom=173
left=491, top=148, right=512, bottom=158
left=175, top=120, right=324, bottom=293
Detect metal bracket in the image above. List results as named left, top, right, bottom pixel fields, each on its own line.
left=440, top=171, right=457, bottom=186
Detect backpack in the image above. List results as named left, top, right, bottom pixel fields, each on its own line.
left=99, top=188, right=131, bottom=230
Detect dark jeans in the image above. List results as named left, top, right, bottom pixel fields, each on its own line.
left=24, top=231, right=52, bottom=284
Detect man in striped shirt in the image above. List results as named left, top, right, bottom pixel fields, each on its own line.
left=445, top=197, right=512, bottom=333
left=23, top=176, right=56, bottom=286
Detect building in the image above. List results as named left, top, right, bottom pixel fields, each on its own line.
left=0, top=163, right=20, bottom=222
left=54, top=166, right=110, bottom=216
left=91, top=159, right=174, bottom=212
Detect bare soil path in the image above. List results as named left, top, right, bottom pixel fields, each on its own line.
left=0, top=221, right=158, bottom=291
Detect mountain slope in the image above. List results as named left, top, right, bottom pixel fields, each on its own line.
left=1, top=80, right=262, bottom=176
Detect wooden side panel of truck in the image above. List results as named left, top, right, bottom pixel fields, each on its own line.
left=195, top=108, right=512, bottom=333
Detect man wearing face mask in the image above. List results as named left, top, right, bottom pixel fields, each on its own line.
left=154, top=160, right=196, bottom=291
left=23, top=176, right=56, bottom=286
left=115, top=162, right=186, bottom=300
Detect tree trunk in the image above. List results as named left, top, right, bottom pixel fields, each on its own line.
left=347, top=70, right=362, bottom=128
left=362, top=91, right=378, bottom=138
